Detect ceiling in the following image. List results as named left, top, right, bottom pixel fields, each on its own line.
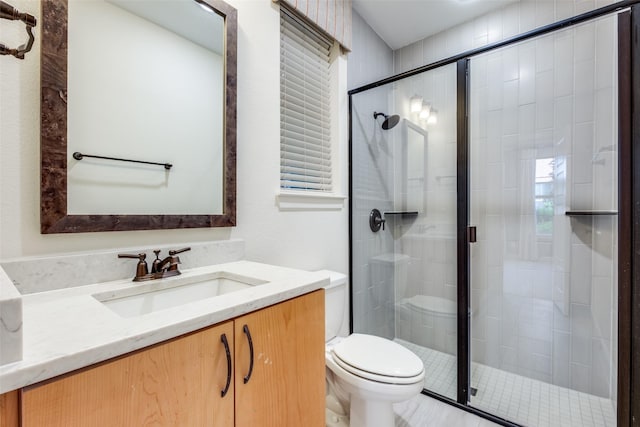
left=352, top=0, right=518, bottom=50
left=108, top=0, right=224, bottom=54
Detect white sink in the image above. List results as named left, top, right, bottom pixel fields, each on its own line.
left=93, top=272, right=267, bottom=318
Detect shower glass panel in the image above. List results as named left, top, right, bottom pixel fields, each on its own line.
left=350, top=63, right=458, bottom=400
left=468, top=15, right=618, bottom=426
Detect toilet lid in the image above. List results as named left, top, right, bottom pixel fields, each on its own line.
left=331, top=334, right=424, bottom=380
left=331, top=354, right=424, bottom=384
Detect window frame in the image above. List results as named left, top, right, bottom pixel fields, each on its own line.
left=277, top=6, right=346, bottom=210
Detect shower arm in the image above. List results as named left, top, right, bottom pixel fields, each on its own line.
left=0, top=0, right=37, bottom=60
left=373, top=111, right=400, bottom=130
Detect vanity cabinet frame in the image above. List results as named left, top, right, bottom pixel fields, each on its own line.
left=10, top=290, right=324, bottom=427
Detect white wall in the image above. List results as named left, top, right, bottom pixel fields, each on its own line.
left=0, top=0, right=348, bottom=277
left=348, top=10, right=394, bottom=90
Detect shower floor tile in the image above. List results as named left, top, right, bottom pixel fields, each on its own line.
left=395, top=339, right=616, bottom=427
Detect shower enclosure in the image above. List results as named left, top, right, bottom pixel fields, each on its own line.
left=349, top=4, right=637, bottom=426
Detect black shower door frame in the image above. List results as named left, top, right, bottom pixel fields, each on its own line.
left=348, top=2, right=640, bottom=425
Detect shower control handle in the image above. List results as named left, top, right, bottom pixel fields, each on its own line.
left=370, top=209, right=385, bottom=232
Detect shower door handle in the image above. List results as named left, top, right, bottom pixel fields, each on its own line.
left=468, top=226, right=477, bottom=243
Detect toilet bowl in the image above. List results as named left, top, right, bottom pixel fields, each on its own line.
left=318, top=270, right=425, bottom=427
left=396, top=295, right=458, bottom=354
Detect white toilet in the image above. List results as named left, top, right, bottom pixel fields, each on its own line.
left=319, top=270, right=425, bottom=427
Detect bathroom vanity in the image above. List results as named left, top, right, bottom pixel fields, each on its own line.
left=0, top=261, right=326, bottom=426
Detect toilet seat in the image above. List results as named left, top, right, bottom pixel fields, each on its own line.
left=330, top=334, right=424, bottom=384
left=331, top=354, right=423, bottom=384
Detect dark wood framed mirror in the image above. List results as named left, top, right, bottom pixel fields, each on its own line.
left=40, top=0, right=236, bottom=233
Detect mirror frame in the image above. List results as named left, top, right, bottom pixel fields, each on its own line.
left=40, top=0, right=237, bottom=233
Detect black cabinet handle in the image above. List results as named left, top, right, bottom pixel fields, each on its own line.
left=220, top=333, right=232, bottom=397
left=242, top=324, right=254, bottom=384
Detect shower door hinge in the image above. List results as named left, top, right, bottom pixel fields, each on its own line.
left=467, top=226, right=477, bottom=243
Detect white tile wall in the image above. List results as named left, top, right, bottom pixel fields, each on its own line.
left=393, top=0, right=618, bottom=75
left=469, top=15, right=617, bottom=399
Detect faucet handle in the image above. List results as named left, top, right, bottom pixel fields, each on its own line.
left=168, top=247, right=191, bottom=256
left=117, top=253, right=146, bottom=260
left=167, top=256, right=181, bottom=271
left=118, top=253, right=148, bottom=280
left=151, top=250, right=162, bottom=273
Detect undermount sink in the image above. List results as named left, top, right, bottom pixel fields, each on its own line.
left=93, top=272, right=268, bottom=318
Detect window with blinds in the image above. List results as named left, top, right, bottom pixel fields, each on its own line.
left=280, top=8, right=333, bottom=192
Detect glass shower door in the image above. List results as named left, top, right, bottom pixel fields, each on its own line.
left=350, top=63, right=459, bottom=400
left=468, top=15, right=618, bottom=427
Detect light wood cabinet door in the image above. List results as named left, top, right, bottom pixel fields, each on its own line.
left=21, top=321, right=235, bottom=427
left=0, top=391, right=19, bottom=427
left=234, top=290, right=325, bottom=427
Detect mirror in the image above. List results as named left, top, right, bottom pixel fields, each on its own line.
left=402, top=119, right=427, bottom=213
left=40, top=0, right=237, bottom=233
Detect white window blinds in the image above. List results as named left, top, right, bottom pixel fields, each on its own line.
left=280, top=9, right=333, bottom=192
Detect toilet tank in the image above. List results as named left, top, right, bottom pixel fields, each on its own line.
left=315, top=270, right=347, bottom=342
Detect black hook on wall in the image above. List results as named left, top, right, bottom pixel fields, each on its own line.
left=0, top=1, right=37, bottom=60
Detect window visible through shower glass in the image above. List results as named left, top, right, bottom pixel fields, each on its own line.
left=350, top=63, right=458, bottom=401
left=535, top=158, right=554, bottom=236
left=468, top=14, right=618, bottom=427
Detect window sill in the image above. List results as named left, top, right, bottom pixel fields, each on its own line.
left=276, top=191, right=346, bottom=211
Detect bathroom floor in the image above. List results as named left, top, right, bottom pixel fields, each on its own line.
left=394, top=394, right=499, bottom=426
left=396, top=339, right=616, bottom=427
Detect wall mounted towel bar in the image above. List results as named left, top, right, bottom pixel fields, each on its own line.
left=72, top=152, right=173, bottom=170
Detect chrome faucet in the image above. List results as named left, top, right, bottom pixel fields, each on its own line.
left=118, top=247, right=191, bottom=282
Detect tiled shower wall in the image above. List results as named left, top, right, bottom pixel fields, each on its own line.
left=393, top=0, right=620, bottom=75
left=391, top=0, right=619, bottom=401
left=349, top=11, right=397, bottom=338
left=468, top=17, right=617, bottom=400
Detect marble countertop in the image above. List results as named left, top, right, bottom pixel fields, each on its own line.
left=0, top=261, right=328, bottom=394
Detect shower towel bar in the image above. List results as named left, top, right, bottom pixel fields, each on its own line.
left=565, top=210, right=618, bottom=216
left=384, top=211, right=419, bottom=217
left=72, top=152, right=173, bottom=170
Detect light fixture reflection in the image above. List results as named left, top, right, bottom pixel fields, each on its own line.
left=427, top=109, right=438, bottom=125
left=419, top=102, right=431, bottom=120
left=410, top=95, right=423, bottom=113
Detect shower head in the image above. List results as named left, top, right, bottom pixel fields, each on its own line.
left=373, top=112, right=400, bottom=130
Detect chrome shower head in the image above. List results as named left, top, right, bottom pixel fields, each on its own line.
left=373, top=112, right=400, bottom=130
